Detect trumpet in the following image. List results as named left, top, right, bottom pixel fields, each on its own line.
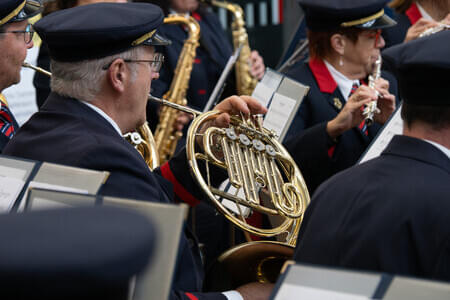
left=363, top=55, right=382, bottom=126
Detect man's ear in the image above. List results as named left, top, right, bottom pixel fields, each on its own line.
left=330, top=33, right=346, bottom=56
left=107, top=59, right=128, bottom=93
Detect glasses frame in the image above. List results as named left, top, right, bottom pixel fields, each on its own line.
left=362, top=29, right=382, bottom=47
left=102, top=53, right=165, bottom=72
left=0, top=23, right=34, bottom=44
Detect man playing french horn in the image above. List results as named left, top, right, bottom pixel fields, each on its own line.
left=4, top=2, right=273, bottom=300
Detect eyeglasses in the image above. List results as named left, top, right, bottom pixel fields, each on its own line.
left=0, top=24, right=34, bottom=44
left=102, top=53, right=165, bottom=72
left=362, top=29, right=382, bottom=46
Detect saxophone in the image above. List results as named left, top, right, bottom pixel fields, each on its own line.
left=202, top=0, right=258, bottom=96
left=154, top=15, right=201, bottom=165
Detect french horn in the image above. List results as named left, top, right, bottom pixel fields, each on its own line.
left=24, top=62, right=311, bottom=288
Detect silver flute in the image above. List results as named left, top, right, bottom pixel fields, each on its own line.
left=363, top=55, right=382, bottom=126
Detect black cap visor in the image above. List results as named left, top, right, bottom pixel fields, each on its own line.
left=142, top=32, right=171, bottom=46
left=355, top=14, right=396, bottom=30
left=8, top=0, right=43, bottom=23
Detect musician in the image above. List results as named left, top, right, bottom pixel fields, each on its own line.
left=383, top=0, right=450, bottom=47
left=293, top=30, right=450, bottom=281
left=3, top=3, right=271, bottom=300
left=283, top=0, right=398, bottom=194
left=0, top=0, right=42, bottom=152
left=33, top=0, right=128, bottom=108
left=135, top=0, right=266, bottom=268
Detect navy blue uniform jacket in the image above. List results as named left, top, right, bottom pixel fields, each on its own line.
left=3, top=93, right=226, bottom=300
left=283, top=58, right=398, bottom=195
left=0, top=100, right=19, bottom=153
left=294, top=135, right=450, bottom=281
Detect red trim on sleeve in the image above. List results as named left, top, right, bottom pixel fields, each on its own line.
left=198, top=89, right=207, bottom=95
left=308, top=58, right=337, bottom=94
left=278, top=0, right=284, bottom=24
left=194, top=58, right=201, bottom=64
left=246, top=211, right=262, bottom=241
left=192, top=12, right=202, bottom=21
left=406, top=3, right=422, bottom=25
left=160, top=162, right=201, bottom=207
left=185, top=293, right=199, bottom=300
left=327, top=145, right=336, bottom=158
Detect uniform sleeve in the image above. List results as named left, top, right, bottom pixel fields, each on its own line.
left=170, top=291, right=227, bottom=300
left=284, top=122, right=336, bottom=195
left=157, top=146, right=228, bottom=207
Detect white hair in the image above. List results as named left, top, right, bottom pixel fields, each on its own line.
left=50, top=46, right=145, bottom=102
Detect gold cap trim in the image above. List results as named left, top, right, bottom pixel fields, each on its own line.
left=341, top=9, right=384, bottom=27
left=131, top=29, right=156, bottom=46
left=0, top=0, right=26, bottom=26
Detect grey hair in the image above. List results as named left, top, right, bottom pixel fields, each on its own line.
left=50, top=46, right=145, bottom=102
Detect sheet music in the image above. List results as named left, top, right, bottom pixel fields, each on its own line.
left=274, top=284, right=370, bottom=300
left=252, top=68, right=283, bottom=107
left=264, top=93, right=297, bottom=138
left=0, top=165, right=27, bottom=180
left=359, top=105, right=403, bottom=164
left=252, top=82, right=277, bottom=107
left=19, top=181, right=88, bottom=211
left=0, top=176, right=25, bottom=213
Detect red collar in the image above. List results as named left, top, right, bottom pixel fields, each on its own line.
left=308, top=58, right=337, bottom=94
left=192, top=11, right=202, bottom=21
left=406, top=2, right=422, bottom=25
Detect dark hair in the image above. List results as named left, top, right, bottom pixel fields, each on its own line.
left=389, top=0, right=413, bottom=14
left=43, top=0, right=78, bottom=17
left=401, top=102, right=450, bottom=130
left=307, top=27, right=362, bottom=60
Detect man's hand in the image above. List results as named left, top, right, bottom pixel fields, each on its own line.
left=174, top=111, right=193, bottom=131
left=236, top=282, right=274, bottom=300
left=404, top=18, right=439, bottom=42
left=326, top=86, right=375, bottom=139
left=373, top=78, right=396, bottom=124
left=249, top=50, right=265, bottom=80
left=212, top=95, right=267, bottom=128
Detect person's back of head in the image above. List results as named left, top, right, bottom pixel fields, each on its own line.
left=383, top=30, right=450, bottom=144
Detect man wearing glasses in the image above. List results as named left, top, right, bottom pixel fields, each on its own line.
left=4, top=3, right=271, bottom=299
left=0, top=0, right=42, bottom=152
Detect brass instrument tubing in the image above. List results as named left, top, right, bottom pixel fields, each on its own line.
left=22, top=62, right=52, bottom=77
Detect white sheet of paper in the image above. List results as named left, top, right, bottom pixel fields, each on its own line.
left=359, top=105, right=403, bottom=164
left=0, top=165, right=27, bottom=180
left=252, top=82, right=276, bottom=108
left=0, top=176, right=26, bottom=213
left=274, top=283, right=371, bottom=300
left=263, top=92, right=297, bottom=138
left=219, top=181, right=251, bottom=218
left=19, top=181, right=88, bottom=211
